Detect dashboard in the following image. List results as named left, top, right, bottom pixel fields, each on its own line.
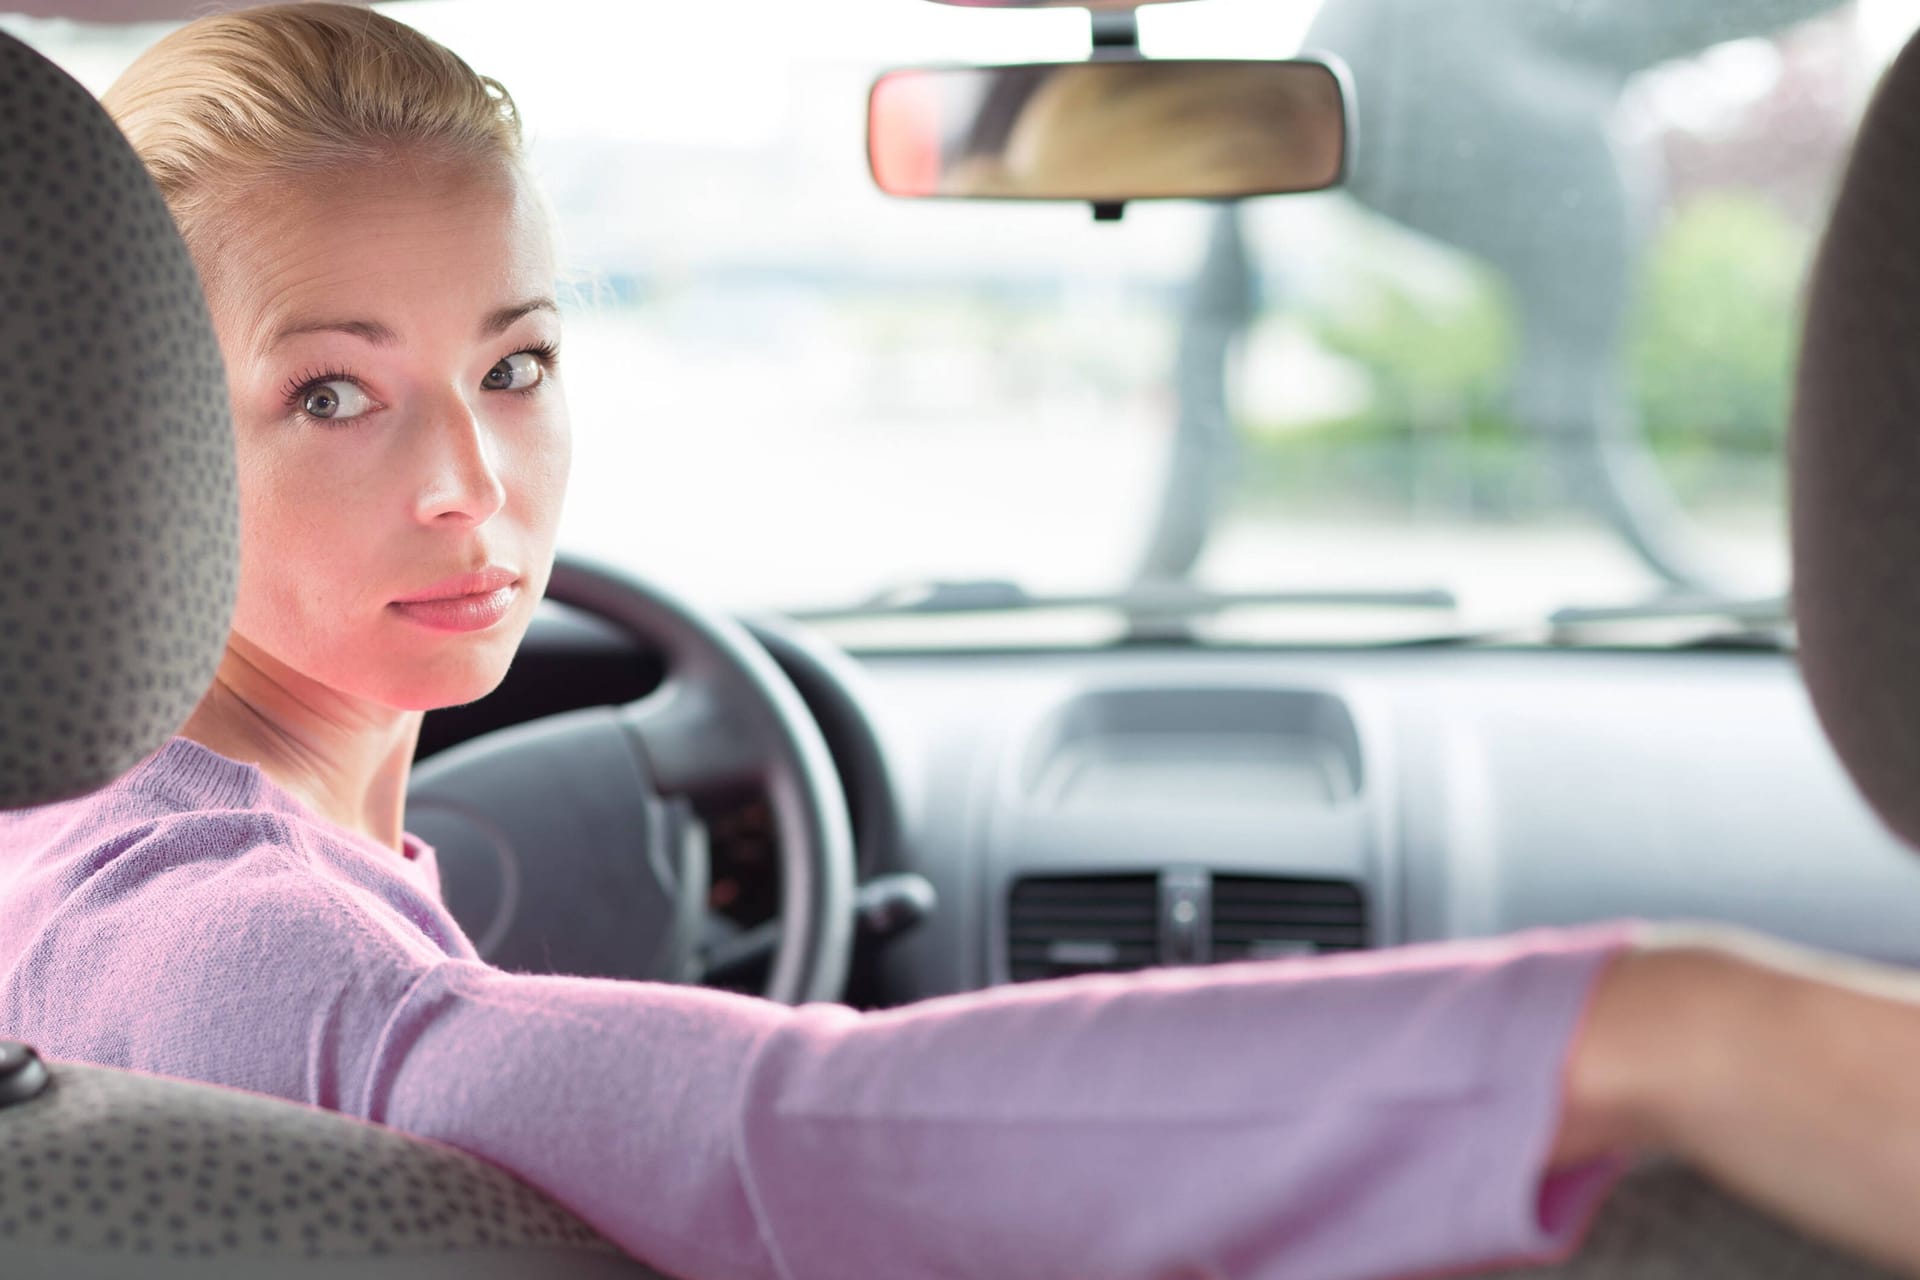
left=418, top=603, right=1920, bottom=1007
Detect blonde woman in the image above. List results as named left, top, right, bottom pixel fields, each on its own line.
left=5, top=7, right=1920, bottom=1278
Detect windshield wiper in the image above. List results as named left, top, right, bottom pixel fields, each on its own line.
left=1546, top=593, right=1790, bottom=629
left=1536, top=593, right=1793, bottom=650
left=789, top=578, right=1459, bottom=622
left=785, top=582, right=1792, bottom=651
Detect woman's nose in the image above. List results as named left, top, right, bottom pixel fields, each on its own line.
left=412, top=397, right=508, bottom=527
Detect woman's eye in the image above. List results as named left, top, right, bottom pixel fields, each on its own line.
left=483, top=351, right=545, bottom=392
left=302, top=379, right=372, bottom=421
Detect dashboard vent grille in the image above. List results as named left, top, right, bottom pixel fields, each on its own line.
left=1211, top=875, right=1367, bottom=961
left=1008, top=874, right=1159, bottom=982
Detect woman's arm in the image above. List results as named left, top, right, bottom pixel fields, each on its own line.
left=46, top=815, right=1918, bottom=1280
left=365, top=923, right=1920, bottom=1280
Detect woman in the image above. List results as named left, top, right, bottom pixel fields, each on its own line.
left=1, top=6, right=1917, bottom=1278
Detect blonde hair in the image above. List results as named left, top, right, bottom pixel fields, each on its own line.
left=103, top=2, right=521, bottom=256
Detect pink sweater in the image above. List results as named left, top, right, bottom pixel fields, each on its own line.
left=0, top=736, right=1629, bottom=1280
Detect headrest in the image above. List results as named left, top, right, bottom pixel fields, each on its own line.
left=1792, top=27, right=1920, bottom=849
left=0, top=33, right=236, bottom=809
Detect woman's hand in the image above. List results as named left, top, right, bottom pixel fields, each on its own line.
left=1556, top=925, right=1920, bottom=1276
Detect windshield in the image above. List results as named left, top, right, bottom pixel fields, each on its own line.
left=8, top=0, right=1911, bottom=639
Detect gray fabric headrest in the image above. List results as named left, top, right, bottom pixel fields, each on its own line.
left=1791, top=26, right=1920, bottom=850
left=0, top=33, right=236, bottom=809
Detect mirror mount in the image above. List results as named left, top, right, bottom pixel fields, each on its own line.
left=1087, top=10, right=1141, bottom=220
left=1089, top=9, right=1139, bottom=51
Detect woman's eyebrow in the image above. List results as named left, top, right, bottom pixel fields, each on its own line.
left=258, top=300, right=555, bottom=355
left=263, top=316, right=398, bottom=352
left=481, top=298, right=558, bottom=336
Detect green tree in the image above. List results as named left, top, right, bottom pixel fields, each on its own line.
left=1630, top=194, right=1805, bottom=456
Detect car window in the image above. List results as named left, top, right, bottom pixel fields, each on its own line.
left=6, top=0, right=1911, bottom=639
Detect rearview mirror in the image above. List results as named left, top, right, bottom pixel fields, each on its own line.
left=868, top=58, right=1349, bottom=203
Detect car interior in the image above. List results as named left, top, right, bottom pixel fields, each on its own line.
left=4, top=0, right=1920, bottom=1276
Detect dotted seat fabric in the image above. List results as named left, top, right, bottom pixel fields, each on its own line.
left=1792, top=24, right=1920, bottom=852
left=0, top=29, right=236, bottom=810
left=0, top=1060, right=669, bottom=1280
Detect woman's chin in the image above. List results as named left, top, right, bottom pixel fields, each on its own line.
left=380, top=654, right=515, bottom=713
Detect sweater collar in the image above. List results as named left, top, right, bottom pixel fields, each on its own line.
left=120, top=736, right=436, bottom=868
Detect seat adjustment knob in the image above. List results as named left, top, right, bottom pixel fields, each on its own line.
left=0, top=1040, right=50, bottom=1108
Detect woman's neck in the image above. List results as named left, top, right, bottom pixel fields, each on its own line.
left=178, top=639, right=423, bottom=854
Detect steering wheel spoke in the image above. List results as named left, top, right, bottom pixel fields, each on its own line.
left=621, top=676, right=763, bottom=797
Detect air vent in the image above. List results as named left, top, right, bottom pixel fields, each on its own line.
left=1211, top=875, right=1366, bottom=961
left=1008, top=874, right=1158, bottom=982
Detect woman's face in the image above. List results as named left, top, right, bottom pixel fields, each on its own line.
left=205, top=157, right=568, bottom=714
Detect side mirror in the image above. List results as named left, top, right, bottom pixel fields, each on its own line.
left=868, top=58, right=1350, bottom=204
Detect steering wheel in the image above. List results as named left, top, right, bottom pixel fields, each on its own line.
left=405, top=554, right=856, bottom=1005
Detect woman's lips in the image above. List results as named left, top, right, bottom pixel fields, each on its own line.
left=389, top=584, right=518, bottom=633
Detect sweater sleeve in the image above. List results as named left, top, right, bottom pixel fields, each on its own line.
left=20, top=810, right=1632, bottom=1280
left=357, top=928, right=1632, bottom=1280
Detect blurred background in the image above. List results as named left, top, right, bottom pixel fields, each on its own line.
left=8, top=0, right=1913, bottom=639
